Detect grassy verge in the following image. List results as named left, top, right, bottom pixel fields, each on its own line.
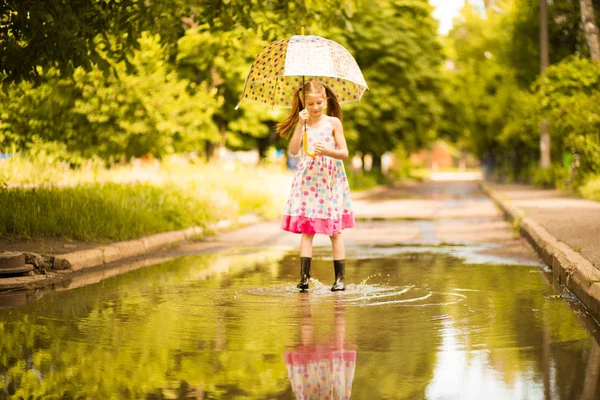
left=1, top=156, right=291, bottom=242
left=580, top=175, right=600, bottom=201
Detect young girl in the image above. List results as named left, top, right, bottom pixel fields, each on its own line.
left=276, top=80, right=355, bottom=292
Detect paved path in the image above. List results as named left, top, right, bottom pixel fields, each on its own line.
left=177, top=180, right=536, bottom=266
left=486, top=183, right=600, bottom=270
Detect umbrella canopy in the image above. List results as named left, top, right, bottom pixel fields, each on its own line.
left=237, top=35, right=368, bottom=108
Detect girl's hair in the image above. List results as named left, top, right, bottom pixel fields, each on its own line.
left=275, top=80, right=342, bottom=139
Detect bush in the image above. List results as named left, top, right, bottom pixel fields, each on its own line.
left=531, top=166, right=564, bottom=188
left=536, top=57, right=600, bottom=184
left=580, top=176, right=600, bottom=201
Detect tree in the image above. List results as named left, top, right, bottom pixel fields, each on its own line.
left=540, top=0, right=551, bottom=169
left=340, top=0, right=443, bottom=168
left=580, top=0, right=600, bottom=61
left=0, top=33, right=220, bottom=161
left=176, top=25, right=284, bottom=161
left=0, top=0, right=356, bottom=84
left=440, top=4, right=521, bottom=176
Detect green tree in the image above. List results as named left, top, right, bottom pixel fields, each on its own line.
left=341, top=0, right=443, bottom=168
left=439, top=0, right=600, bottom=183
left=438, top=4, right=521, bottom=177
left=0, top=33, right=220, bottom=161
left=1, top=0, right=357, bottom=84
left=176, top=25, right=285, bottom=161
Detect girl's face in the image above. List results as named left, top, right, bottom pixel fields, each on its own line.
left=304, top=92, right=326, bottom=118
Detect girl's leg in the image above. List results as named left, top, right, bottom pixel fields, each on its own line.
left=300, top=233, right=315, bottom=257
left=297, top=234, right=315, bottom=290
left=330, top=233, right=345, bottom=260
left=330, top=233, right=346, bottom=291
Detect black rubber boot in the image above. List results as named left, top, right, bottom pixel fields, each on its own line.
left=297, top=257, right=311, bottom=290
left=331, top=259, right=346, bottom=291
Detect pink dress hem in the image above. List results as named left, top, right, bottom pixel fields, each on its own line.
left=281, top=214, right=355, bottom=235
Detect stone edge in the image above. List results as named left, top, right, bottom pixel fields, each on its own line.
left=1, top=215, right=261, bottom=290
left=480, top=182, right=600, bottom=322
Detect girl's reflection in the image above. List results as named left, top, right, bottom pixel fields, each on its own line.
left=284, top=296, right=356, bottom=400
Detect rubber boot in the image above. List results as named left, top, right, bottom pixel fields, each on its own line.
left=331, top=259, right=346, bottom=291
left=297, top=257, right=311, bottom=290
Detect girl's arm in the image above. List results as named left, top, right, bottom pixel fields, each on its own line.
left=288, top=109, right=309, bottom=156
left=288, top=122, right=303, bottom=156
left=315, top=117, right=349, bottom=160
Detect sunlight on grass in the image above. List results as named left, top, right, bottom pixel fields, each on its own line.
left=0, top=155, right=292, bottom=241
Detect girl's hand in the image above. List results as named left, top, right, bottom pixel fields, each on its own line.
left=299, top=109, right=309, bottom=123
left=314, top=141, right=328, bottom=156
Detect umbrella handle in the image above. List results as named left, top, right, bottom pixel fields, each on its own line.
left=303, top=130, right=316, bottom=158
left=300, top=74, right=315, bottom=158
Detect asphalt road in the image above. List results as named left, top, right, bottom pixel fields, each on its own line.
left=175, top=179, right=538, bottom=266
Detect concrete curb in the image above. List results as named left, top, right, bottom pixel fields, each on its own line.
left=480, top=183, right=600, bottom=321
left=0, top=215, right=261, bottom=290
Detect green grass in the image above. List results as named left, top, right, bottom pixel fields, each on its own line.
left=0, top=183, right=216, bottom=241
left=580, top=175, right=600, bottom=201
left=0, top=155, right=291, bottom=241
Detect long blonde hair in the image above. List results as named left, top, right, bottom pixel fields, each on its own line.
left=275, top=80, right=342, bottom=139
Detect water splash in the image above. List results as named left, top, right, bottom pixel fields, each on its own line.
left=240, top=282, right=466, bottom=308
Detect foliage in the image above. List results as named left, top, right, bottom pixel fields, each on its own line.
left=0, top=33, right=221, bottom=161
left=535, top=57, right=600, bottom=185
left=347, top=168, right=390, bottom=191
left=176, top=25, right=285, bottom=158
left=507, top=0, right=600, bottom=88
left=580, top=175, right=600, bottom=201
left=340, top=0, right=443, bottom=165
left=441, top=3, right=523, bottom=180
left=441, top=0, right=600, bottom=188
left=0, top=0, right=357, bottom=83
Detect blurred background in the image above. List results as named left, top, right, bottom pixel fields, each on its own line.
left=1, top=0, right=600, bottom=241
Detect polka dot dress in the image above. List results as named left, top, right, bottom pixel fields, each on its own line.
left=284, top=345, right=356, bottom=400
left=281, top=118, right=355, bottom=235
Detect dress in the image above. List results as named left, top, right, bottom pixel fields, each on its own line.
left=281, top=118, right=355, bottom=235
left=284, top=344, right=357, bottom=400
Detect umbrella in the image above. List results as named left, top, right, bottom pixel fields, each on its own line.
left=236, top=34, right=368, bottom=108
left=236, top=32, right=368, bottom=156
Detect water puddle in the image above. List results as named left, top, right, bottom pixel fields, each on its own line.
left=0, top=245, right=598, bottom=399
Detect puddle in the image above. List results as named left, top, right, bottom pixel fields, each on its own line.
left=0, top=246, right=598, bottom=399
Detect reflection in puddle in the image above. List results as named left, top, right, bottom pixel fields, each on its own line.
left=284, top=297, right=356, bottom=399
left=0, top=245, right=598, bottom=399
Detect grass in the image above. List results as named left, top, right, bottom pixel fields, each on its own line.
left=580, top=175, right=600, bottom=201
left=0, top=155, right=291, bottom=242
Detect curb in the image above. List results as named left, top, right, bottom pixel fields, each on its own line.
left=0, top=214, right=261, bottom=290
left=480, top=183, right=600, bottom=321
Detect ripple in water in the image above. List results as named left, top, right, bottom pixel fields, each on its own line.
left=238, top=279, right=467, bottom=308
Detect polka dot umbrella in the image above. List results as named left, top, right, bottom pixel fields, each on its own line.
left=236, top=34, right=368, bottom=109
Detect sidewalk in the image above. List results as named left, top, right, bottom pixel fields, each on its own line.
left=482, top=183, right=600, bottom=321
left=0, top=215, right=260, bottom=291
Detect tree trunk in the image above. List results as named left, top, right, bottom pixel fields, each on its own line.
left=204, top=141, right=216, bottom=162
left=540, top=0, right=551, bottom=169
left=372, top=154, right=382, bottom=171
left=580, top=0, right=600, bottom=61
left=257, top=136, right=269, bottom=160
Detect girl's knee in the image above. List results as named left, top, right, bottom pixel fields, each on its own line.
left=329, top=233, right=342, bottom=241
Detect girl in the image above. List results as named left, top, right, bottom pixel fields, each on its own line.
left=276, top=80, right=355, bottom=292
